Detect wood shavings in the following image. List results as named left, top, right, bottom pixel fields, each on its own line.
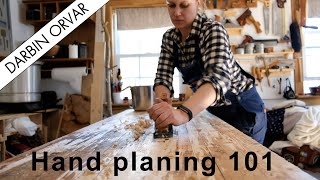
left=83, top=169, right=96, bottom=175
left=124, top=118, right=152, bottom=140
left=112, top=144, right=118, bottom=148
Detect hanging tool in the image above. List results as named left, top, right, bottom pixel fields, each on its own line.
left=206, top=0, right=214, bottom=9
left=276, top=0, right=286, bottom=8
left=213, top=0, right=217, bottom=8
left=232, top=0, right=241, bottom=8
left=258, top=0, right=270, bottom=34
left=262, top=58, right=271, bottom=87
left=224, top=0, right=229, bottom=9
left=153, top=93, right=173, bottom=139
left=277, top=78, right=282, bottom=94
left=240, top=35, right=278, bottom=47
left=255, top=67, right=263, bottom=92
left=237, top=9, right=262, bottom=34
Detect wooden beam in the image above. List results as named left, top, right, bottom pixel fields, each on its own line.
left=90, top=42, right=106, bottom=124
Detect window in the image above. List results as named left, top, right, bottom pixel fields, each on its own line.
left=115, top=27, right=181, bottom=99
left=302, top=18, right=320, bottom=93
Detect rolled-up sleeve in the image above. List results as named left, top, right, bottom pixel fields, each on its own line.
left=154, top=32, right=175, bottom=96
left=196, top=23, right=234, bottom=106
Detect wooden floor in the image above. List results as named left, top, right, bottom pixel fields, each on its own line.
left=0, top=110, right=316, bottom=179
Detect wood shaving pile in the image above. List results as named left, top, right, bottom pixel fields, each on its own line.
left=125, top=119, right=151, bottom=140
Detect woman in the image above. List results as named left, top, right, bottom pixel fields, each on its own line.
left=147, top=0, right=267, bottom=144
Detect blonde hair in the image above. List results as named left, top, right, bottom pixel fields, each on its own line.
left=198, top=0, right=207, bottom=14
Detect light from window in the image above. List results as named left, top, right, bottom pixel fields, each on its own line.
left=303, top=18, right=320, bottom=93
left=115, top=27, right=181, bottom=99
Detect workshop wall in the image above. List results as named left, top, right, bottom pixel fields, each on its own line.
left=205, top=0, right=294, bottom=100
left=9, top=0, right=34, bottom=49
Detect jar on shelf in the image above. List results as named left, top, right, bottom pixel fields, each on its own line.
left=78, top=42, right=88, bottom=58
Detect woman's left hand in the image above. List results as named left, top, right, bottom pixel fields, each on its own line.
left=147, top=101, right=189, bottom=128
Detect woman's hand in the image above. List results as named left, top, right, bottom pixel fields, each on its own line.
left=147, top=100, right=189, bottom=128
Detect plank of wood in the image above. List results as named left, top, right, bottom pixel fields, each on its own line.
left=0, top=110, right=315, bottom=179
left=90, top=42, right=106, bottom=124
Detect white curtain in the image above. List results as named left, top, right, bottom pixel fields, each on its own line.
left=116, top=7, right=173, bottom=30
left=308, top=0, right=320, bottom=18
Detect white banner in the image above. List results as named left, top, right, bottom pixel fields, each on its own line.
left=0, top=0, right=109, bottom=90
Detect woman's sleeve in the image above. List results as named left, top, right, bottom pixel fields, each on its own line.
left=154, top=32, right=175, bottom=97
left=196, top=23, right=234, bottom=105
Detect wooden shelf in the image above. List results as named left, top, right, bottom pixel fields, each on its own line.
left=24, top=0, right=95, bottom=25
left=26, top=15, right=96, bottom=25
left=40, top=58, right=94, bottom=78
left=40, top=58, right=94, bottom=62
left=297, top=94, right=320, bottom=99
left=234, top=50, right=294, bottom=58
left=260, top=68, right=293, bottom=78
left=226, top=27, right=243, bottom=36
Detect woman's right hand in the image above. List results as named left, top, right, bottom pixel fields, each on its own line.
left=147, top=100, right=189, bottom=128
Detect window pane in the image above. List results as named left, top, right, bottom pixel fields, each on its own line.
left=305, top=48, right=320, bottom=77
left=138, top=78, right=155, bottom=86
left=140, top=57, right=159, bottom=77
left=119, top=57, right=139, bottom=78
left=173, top=77, right=180, bottom=98
left=303, top=80, right=320, bottom=94
left=118, top=27, right=169, bottom=55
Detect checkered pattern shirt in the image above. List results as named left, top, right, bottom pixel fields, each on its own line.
left=154, top=13, right=254, bottom=106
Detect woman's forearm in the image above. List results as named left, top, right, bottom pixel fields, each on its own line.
left=154, top=85, right=171, bottom=100
left=182, top=83, right=217, bottom=117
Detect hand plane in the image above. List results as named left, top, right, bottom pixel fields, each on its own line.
left=153, top=124, right=173, bottom=139
left=153, top=93, right=174, bottom=139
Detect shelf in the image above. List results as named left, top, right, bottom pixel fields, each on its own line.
left=260, top=68, right=293, bottom=78
left=24, top=0, right=96, bottom=25
left=297, top=94, right=320, bottom=99
left=40, top=58, right=94, bottom=78
left=234, top=50, right=294, bottom=58
left=226, top=27, right=243, bottom=36
left=40, top=58, right=94, bottom=62
left=26, top=15, right=96, bottom=26
left=40, top=58, right=93, bottom=69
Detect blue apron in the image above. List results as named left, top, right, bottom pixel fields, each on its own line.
left=173, top=38, right=267, bottom=144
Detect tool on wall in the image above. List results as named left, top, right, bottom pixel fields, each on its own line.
left=277, top=78, right=282, bottom=94
left=262, top=58, right=271, bottom=87
left=224, top=0, right=229, bottom=9
left=237, top=9, right=262, bottom=33
left=207, top=0, right=214, bottom=9
left=213, top=0, right=217, bottom=8
left=232, top=0, right=241, bottom=8
left=257, top=0, right=270, bottom=34
left=240, top=35, right=278, bottom=47
left=273, top=0, right=286, bottom=36
left=255, top=67, right=263, bottom=91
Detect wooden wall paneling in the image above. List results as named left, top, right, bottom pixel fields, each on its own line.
left=90, top=42, right=106, bottom=124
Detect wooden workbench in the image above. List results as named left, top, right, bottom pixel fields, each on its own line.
left=0, top=110, right=316, bottom=179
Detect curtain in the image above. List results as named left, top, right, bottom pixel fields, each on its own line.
left=116, top=7, right=173, bottom=30
left=308, top=0, right=320, bottom=18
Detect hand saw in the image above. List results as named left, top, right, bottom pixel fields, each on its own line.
left=258, top=0, right=270, bottom=34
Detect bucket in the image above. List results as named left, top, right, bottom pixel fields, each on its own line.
left=130, top=85, right=153, bottom=111
left=0, top=61, right=43, bottom=103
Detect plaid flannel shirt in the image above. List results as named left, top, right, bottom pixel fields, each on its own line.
left=154, top=13, right=254, bottom=106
